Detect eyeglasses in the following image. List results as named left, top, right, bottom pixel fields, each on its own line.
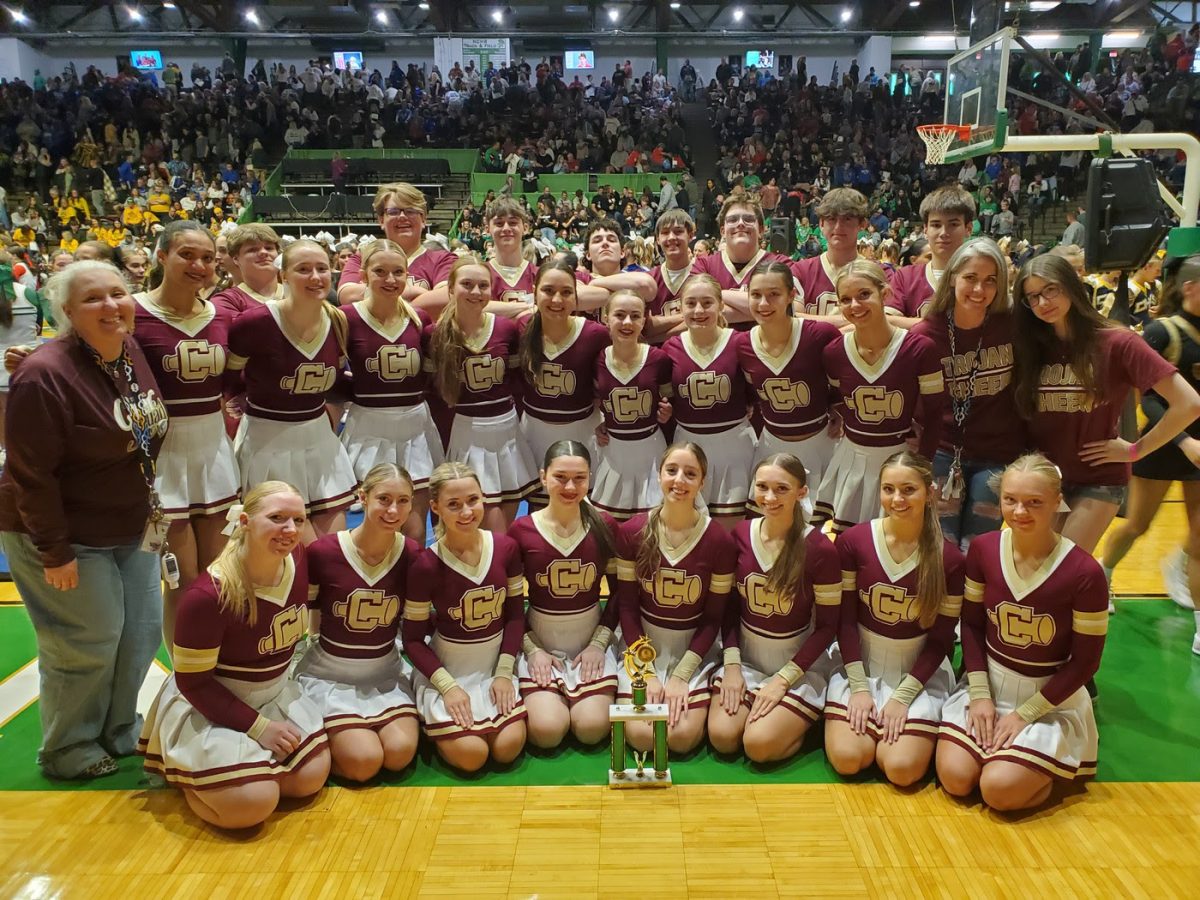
left=382, top=207, right=424, bottom=219
left=724, top=214, right=759, bottom=226
left=1022, top=283, right=1063, bottom=307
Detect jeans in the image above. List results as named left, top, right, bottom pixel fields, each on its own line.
left=1, top=533, right=162, bottom=778
left=931, top=450, right=1004, bottom=550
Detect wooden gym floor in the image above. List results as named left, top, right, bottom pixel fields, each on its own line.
left=0, top=491, right=1196, bottom=899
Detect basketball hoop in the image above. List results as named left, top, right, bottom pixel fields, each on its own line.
left=917, top=124, right=973, bottom=165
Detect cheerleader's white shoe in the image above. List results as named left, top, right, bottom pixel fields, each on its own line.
left=1162, top=549, right=1195, bottom=610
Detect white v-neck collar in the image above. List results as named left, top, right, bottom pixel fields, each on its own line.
left=338, top=530, right=405, bottom=586
left=542, top=316, right=584, bottom=360
left=491, top=258, right=530, bottom=288
left=871, top=518, right=918, bottom=581
left=465, top=313, right=495, bottom=353
left=721, top=248, right=766, bottom=285
left=605, top=344, right=648, bottom=384
left=682, top=328, right=732, bottom=369
left=355, top=300, right=413, bottom=343
left=658, top=513, right=709, bottom=566
left=136, top=294, right=216, bottom=338
left=660, top=262, right=692, bottom=296
left=999, top=529, right=1074, bottom=601
left=844, top=326, right=905, bottom=382
left=532, top=508, right=589, bottom=556
left=254, top=554, right=296, bottom=608
left=751, top=319, right=803, bottom=375
left=750, top=518, right=815, bottom=572
left=268, top=301, right=331, bottom=360
left=435, top=531, right=494, bottom=585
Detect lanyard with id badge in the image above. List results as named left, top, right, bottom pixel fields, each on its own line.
left=941, top=314, right=985, bottom=506
left=92, top=345, right=179, bottom=589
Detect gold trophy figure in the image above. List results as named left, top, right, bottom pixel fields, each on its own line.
left=608, top=637, right=671, bottom=788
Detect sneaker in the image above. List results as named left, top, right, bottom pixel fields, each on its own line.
left=1162, top=549, right=1195, bottom=610
left=77, top=756, right=118, bottom=780
left=1107, top=589, right=1116, bottom=615
left=1193, top=633, right=1200, bottom=657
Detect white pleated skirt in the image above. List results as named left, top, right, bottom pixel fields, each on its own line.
left=341, top=401, right=444, bottom=488
left=825, top=627, right=955, bottom=739
left=237, top=414, right=358, bottom=514
left=517, top=607, right=619, bottom=703
left=710, top=624, right=834, bottom=722
left=138, top=673, right=327, bottom=790
left=815, top=440, right=904, bottom=533
left=520, top=410, right=603, bottom=504
left=675, top=422, right=757, bottom=517
left=616, top=620, right=718, bottom=710
left=751, top=427, right=838, bottom=513
left=155, top=411, right=241, bottom=521
left=293, top=642, right=417, bottom=734
left=938, top=658, right=1098, bottom=781
left=412, top=632, right=527, bottom=741
left=446, top=408, right=539, bottom=504
left=591, top=432, right=666, bottom=520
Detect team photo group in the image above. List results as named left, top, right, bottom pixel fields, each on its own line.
left=4, top=171, right=1200, bottom=832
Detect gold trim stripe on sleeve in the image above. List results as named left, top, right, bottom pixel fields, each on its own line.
left=964, top=578, right=985, bottom=602
left=171, top=645, right=220, bottom=673
left=1072, top=609, right=1109, bottom=636
left=815, top=583, right=842, bottom=605
left=403, top=601, right=433, bottom=621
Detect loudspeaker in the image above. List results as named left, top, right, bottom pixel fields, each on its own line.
left=768, top=217, right=795, bottom=256
left=1084, top=157, right=1170, bottom=272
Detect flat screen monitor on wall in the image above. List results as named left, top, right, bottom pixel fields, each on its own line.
left=566, top=50, right=595, bottom=70
left=130, top=50, right=163, bottom=71
left=333, top=51, right=364, bottom=71
left=745, top=50, right=775, bottom=70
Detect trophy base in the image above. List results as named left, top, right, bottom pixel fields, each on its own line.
left=608, top=768, right=672, bottom=788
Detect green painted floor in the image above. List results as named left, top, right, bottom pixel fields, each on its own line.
left=0, top=600, right=1196, bottom=792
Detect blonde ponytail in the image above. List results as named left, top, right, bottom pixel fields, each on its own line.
left=210, top=481, right=302, bottom=625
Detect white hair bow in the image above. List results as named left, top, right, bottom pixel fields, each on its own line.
left=222, top=504, right=245, bottom=536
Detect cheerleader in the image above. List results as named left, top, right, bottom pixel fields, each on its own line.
left=427, top=255, right=538, bottom=531
left=738, top=262, right=842, bottom=502
left=339, top=182, right=456, bottom=305
left=825, top=452, right=964, bottom=787
left=338, top=239, right=442, bottom=544
left=817, top=260, right=946, bottom=532
left=690, top=196, right=790, bottom=324
left=910, top=238, right=1021, bottom=548
left=134, top=221, right=240, bottom=649
left=1011, top=254, right=1200, bottom=555
left=790, top=187, right=870, bottom=326
left=138, top=482, right=330, bottom=829
left=509, top=441, right=620, bottom=747
left=1099, top=257, right=1200, bottom=651
left=517, top=259, right=610, bottom=506
left=226, top=239, right=358, bottom=539
left=662, top=274, right=756, bottom=527
left=937, top=454, right=1106, bottom=810
left=485, top=198, right=537, bottom=308
left=645, top=209, right=696, bottom=343
left=402, top=462, right=527, bottom=772
left=210, top=223, right=283, bottom=319
left=708, top=454, right=840, bottom=762
left=591, top=291, right=674, bottom=520
left=295, top=464, right=420, bottom=782
left=576, top=219, right=659, bottom=311
left=615, top=443, right=736, bottom=753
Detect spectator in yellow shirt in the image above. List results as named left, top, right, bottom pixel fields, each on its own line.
left=59, top=230, right=79, bottom=254
left=147, top=186, right=170, bottom=216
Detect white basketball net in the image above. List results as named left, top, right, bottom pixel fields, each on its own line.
left=917, top=126, right=962, bottom=165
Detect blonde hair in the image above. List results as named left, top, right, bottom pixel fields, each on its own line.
left=372, top=182, right=428, bottom=218
left=834, top=258, right=891, bottom=297
left=359, top=238, right=419, bottom=324
left=680, top=273, right=728, bottom=328
left=431, top=254, right=489, bottom=405
left=923, top=237, right=1012, bottom=319
left=987, top=451, right=1063, bottom=498
left=226, top=222, right=281, bottom=257
left=428, top=462, right=482, bottom=539
left=877, top=239, right=900, bottom=265
left=879, top=451, right=945, bottom=630
left=635, top=442, right=709, bottom=582
left=44, top=260, right=127, bottom=335
left=281, top=238, right=348, bottom=359
left=210, top=481, right=303, bottom=625
left=359, top=462, right=414, bottom=500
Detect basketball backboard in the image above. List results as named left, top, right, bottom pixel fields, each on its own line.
left=943, top=27, right=1014, bottom=164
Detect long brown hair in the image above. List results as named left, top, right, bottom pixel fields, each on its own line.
left=879, top=451, right=945, bottom=630
left=923, top=237, right=1011, bottom=319
left=1012, top=253, right=1116, bottom=419
left=518, top=257, right=578, bottom=384
left=635, top=442, right=709, bottom=583
left=430, top=254, right=488, bottom=405
left=210, top=481, right=303, bottom=626
left=543, top=440, right=615, bottom=561
left=753, top=453, right=809, bottom=601
left=1157, top=255, right=1200, bottom=318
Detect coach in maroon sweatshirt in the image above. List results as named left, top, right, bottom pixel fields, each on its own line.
left=0, top=260, right=169, bottom=780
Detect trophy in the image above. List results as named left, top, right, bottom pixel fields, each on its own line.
left=608, top=637, right=671, bottom=788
